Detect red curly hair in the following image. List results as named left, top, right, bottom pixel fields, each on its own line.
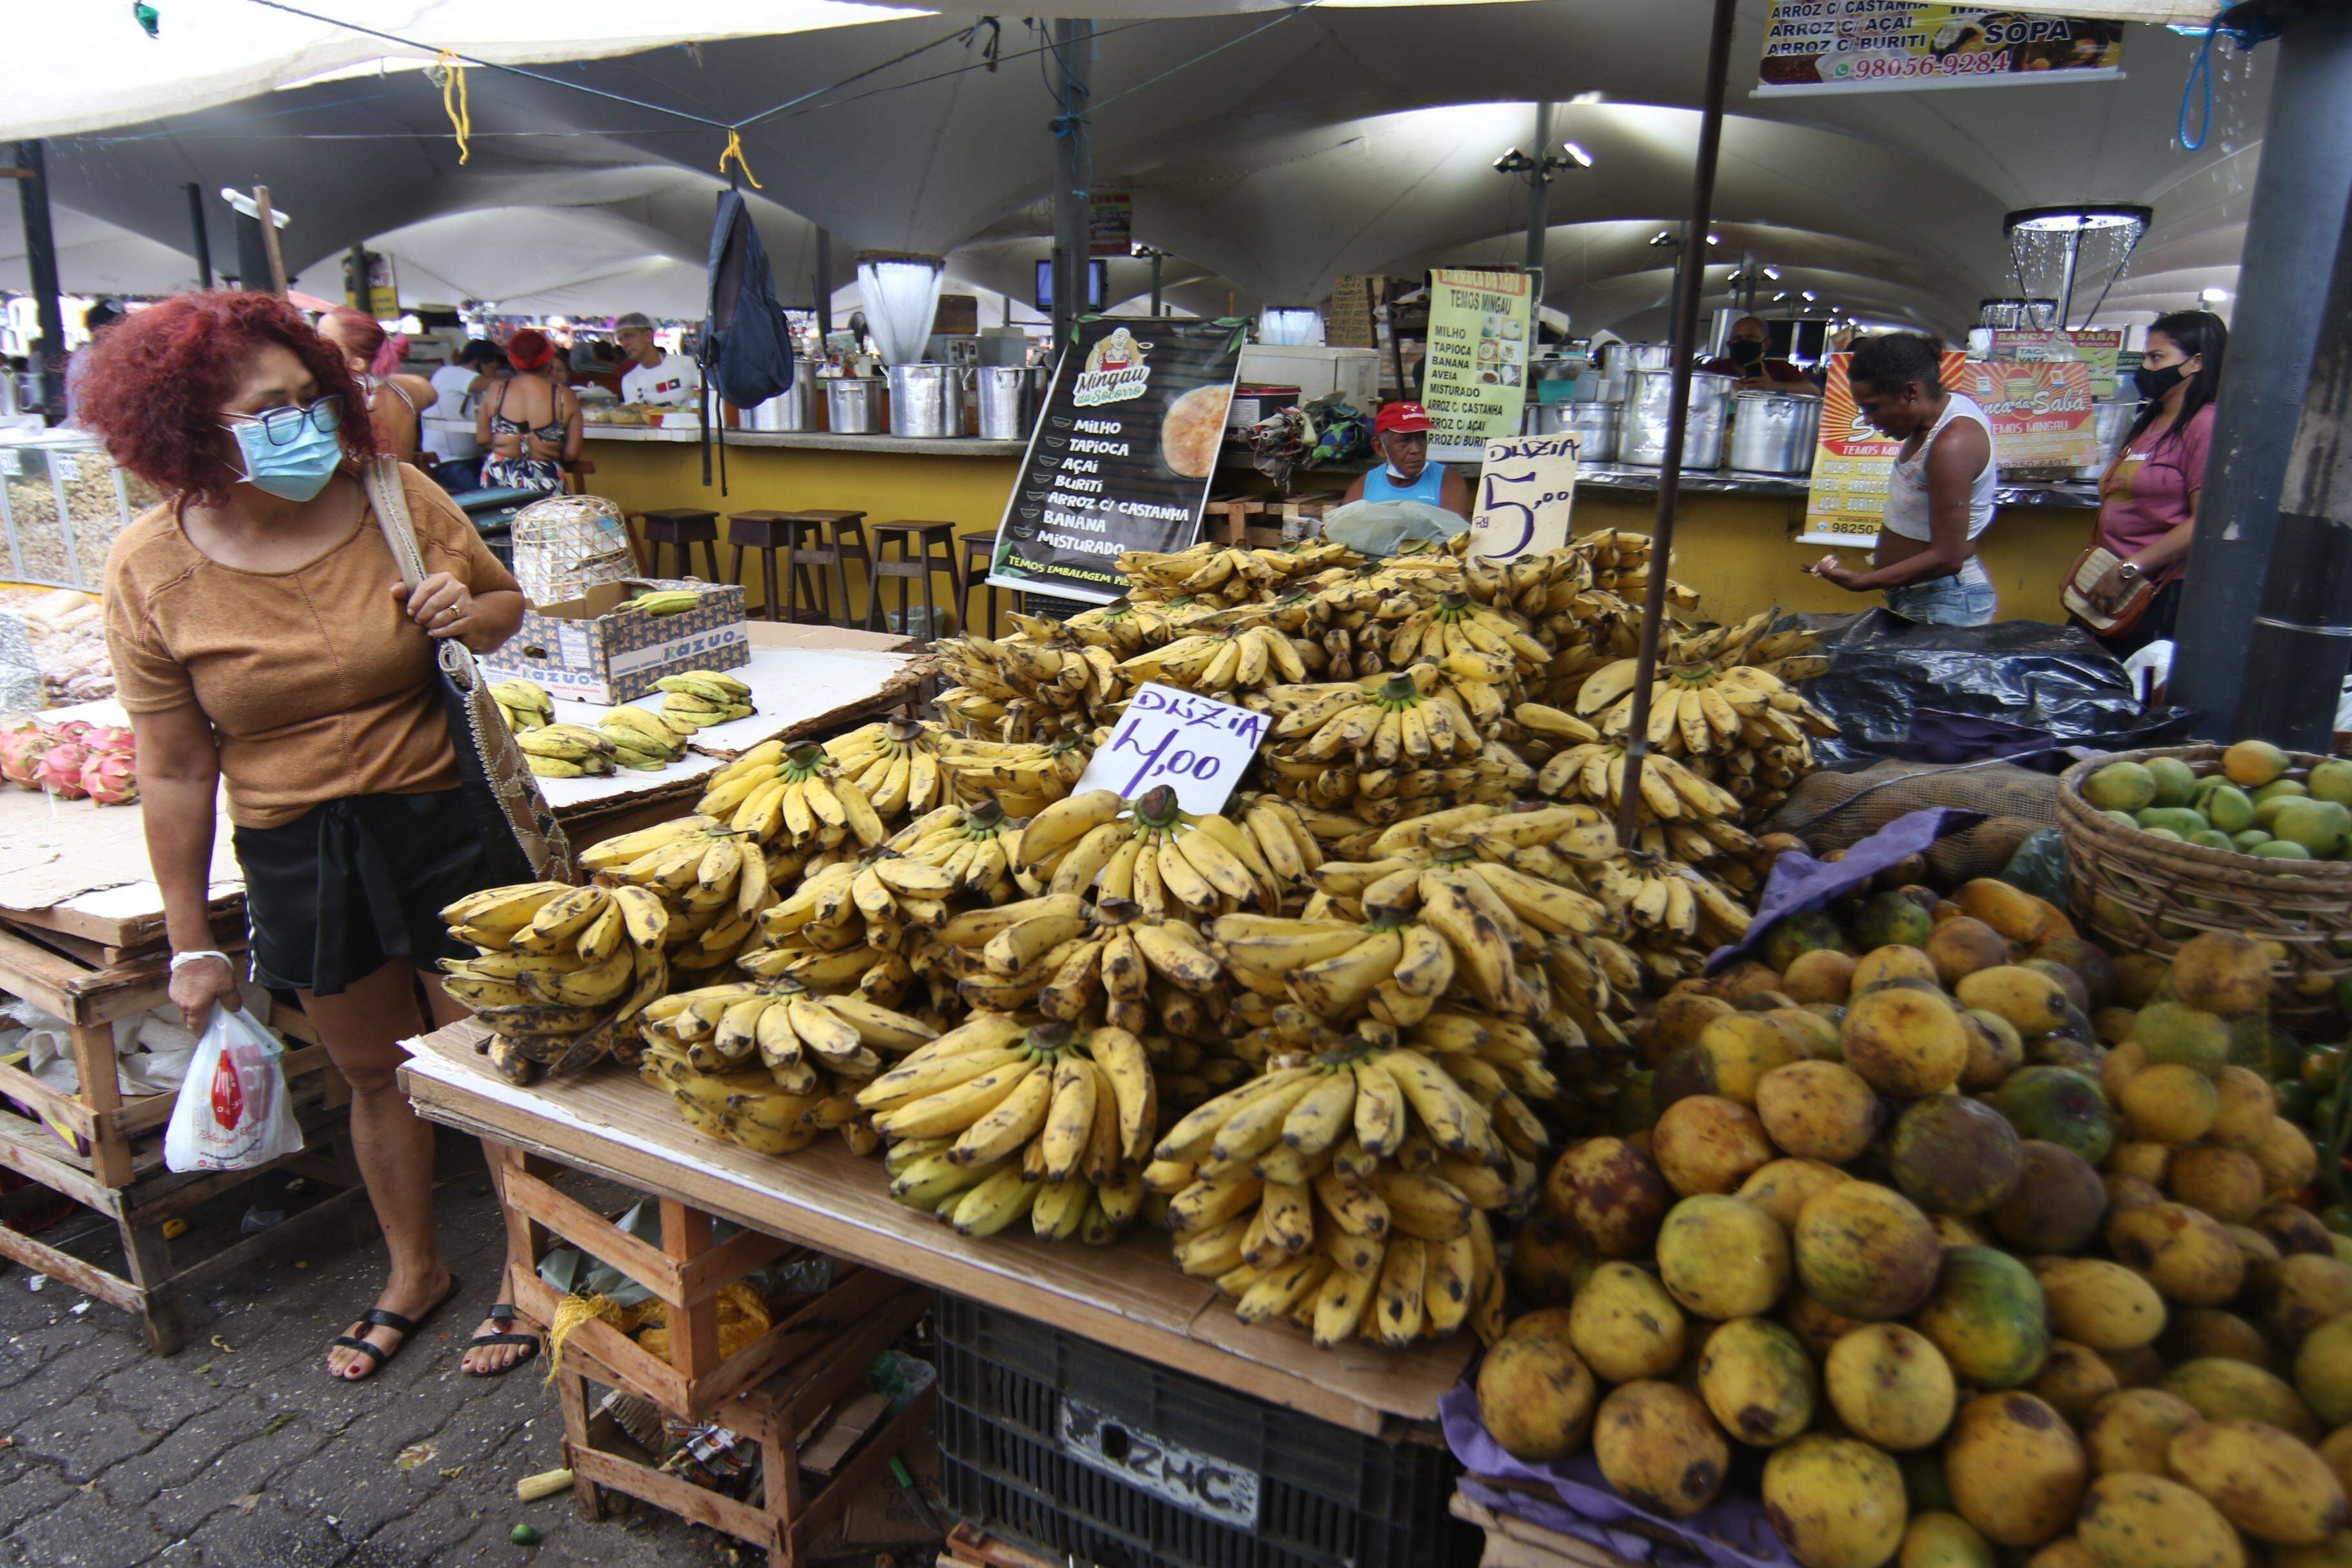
left=74, top=291, right=377, bottom=509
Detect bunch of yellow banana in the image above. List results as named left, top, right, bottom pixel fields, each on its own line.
left=1115, top=541, right=1357, bottom=605
left=1008, top=787, right=1275, bottom=918
left=656, top=669, right=756, bottom=729
left=491, top=678, right=554, bottom=732
left=597, top=705, right=687, bottom=770
left=1149, top=1032, right=1531, bottom=1346
left=933, top=633, right=1122, bottom=745
left=1113, top=623, right=1309, bottom=695
left=1568, top=528, right=1700, bottom=612
left=819, top=717, right=954, bottom=817
left=438, top=881, right=669, bottom=1079
left=517, top=723, right=618, bottom=778
left=1268, top=670, right=1482, bottom=774
left=695, top=741, right=888, bottom=850
left=639, top=977, right=934, bottom=1087
left=1533, top=740, right=1743, bottom=823
left=857, top=1014, right=1157, bottom=1242
left=1574, top=655, right=1837, bottom=760
left=639, top=1039, right=877, bottom=1157
left=577, top=819, right=777, bottom=974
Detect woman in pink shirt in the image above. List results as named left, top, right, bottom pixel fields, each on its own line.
left=2078, top=310, right=2226, bottom=654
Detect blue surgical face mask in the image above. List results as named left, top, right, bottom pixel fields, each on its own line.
left=222, top=397, right=344, bottom=501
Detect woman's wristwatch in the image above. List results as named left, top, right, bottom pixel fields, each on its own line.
left=2116, top=560, right=2144, bottom=584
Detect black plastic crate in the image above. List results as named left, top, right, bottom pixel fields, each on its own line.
left=934, top=1291, right=1475, bottom=1568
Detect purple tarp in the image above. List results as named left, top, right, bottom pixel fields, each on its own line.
left=1704, top=807, right=1982, bottom=975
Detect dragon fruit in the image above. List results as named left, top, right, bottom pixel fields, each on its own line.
left=45, top=719, right=93, bottom=743
left=79, top=747, right=137, bottom=806
left=0, top=723, right=46, bottom=789
left=81, top=725, right=135, bottom=759
left=34, top=742, right=88, bottom=799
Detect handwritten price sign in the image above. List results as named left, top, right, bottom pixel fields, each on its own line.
left=1075, top=683, right=1269, bottom=814
left=1469, top=432, right=1580, bottom=565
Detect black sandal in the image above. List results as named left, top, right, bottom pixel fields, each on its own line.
left=464, top=1304, right=542, bottom=1377
left=327, top=1273, right=460, bottom=1381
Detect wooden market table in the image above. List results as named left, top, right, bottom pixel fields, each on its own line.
left=399, top=1017, right=1473, bottom=1440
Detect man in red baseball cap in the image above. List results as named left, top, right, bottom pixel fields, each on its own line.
left=1342, top=401, right=1473, bottom=516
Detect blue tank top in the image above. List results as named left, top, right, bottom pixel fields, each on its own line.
left=1359, top=462, right=1449, bottom=507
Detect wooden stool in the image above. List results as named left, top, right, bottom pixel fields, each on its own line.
left=727, top=511, right=855, bottom=624
left=864, top=520, right=959, bottom=639
left=790, top=510, right=870, bottom=618
left=640, top=507, right=721, bottom=581
left=958, top=531, right=1001, bottom=638
left=562, top=456, right=596, bottom=496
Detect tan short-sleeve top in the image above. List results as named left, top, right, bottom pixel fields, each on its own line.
left=104, top=462, right=521, bottom=829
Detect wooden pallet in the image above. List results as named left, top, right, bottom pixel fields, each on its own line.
left=0, top=916, right=362, bottom=1353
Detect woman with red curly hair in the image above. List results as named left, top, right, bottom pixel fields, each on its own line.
left=317, top=307, right=438, bottom=462
left=474, top=328, right=580, bottom=496
left=82, top=291, right=540, bottom=1381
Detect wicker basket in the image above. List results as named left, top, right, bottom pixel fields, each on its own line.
left=2056, top=744, right=2352, bottom=1020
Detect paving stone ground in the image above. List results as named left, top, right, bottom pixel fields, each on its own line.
left=0, top=1134, right=774, bottom=1568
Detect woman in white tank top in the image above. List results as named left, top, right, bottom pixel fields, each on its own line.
left=1807, top=333, right=1999, bottom=626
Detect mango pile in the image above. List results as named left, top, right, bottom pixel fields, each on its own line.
left=1478, top=874, right=2352, bottom=1568
left=2083, top=741, right=2352, bottom=865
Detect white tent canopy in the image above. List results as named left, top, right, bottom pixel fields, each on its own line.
left=6, top=1, right=2271, bottom=336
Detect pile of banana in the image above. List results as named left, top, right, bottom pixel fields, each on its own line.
left=620, top=588, right=705, bottom=616
left=492, top=678, right=555, bottom=733
left=516, top=723, right=623, bottom=778
left=657, top=669, right=756, bottom=730
left=438, top=880, right=667, bottom=1084
left=1147, top=1023, right=1526, bottom=1347
left=597, top=705, right=690, bottom=770
left=858, top=1014, right=1156, bottom=1243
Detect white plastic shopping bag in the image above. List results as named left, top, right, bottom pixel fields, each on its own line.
left=162, top=1006, right=304, bottom=1173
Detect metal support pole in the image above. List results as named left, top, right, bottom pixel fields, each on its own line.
left=184, top=181, right=213, bottom=289
left=1050, top=17, right=1095, bottom=357
left=252, top=186, right=288, bottom=298
left=14, top=141, right=66, bottom=426
left=1613, top=0, right=1738, bottom=849
left=1523, top=101, right=1554, bottom=279
left=815, top=230, right=833, bottom=341
left=2171, top=1, right=2352, bottom=738
left=1150, top=251, right=1164, bottom=317
left=2236, top=175, right=2352, bottom=750
left=346, top=243, right=369, bottom=310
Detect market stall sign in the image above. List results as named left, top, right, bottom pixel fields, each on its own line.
left=1961, top=357, right=2098, bottom=472
left=1990, top=327, right=2124, bottom=399
left=1800, top=351, right=2097, bottom=547
left=1468, top=431, right=1578, bottom=565
left=1757, top=1, right=2126, bottom=96
left=986, top=317, right=1244, bottom=605
left=1073, top=682, right=1268, bottom=814
left=1422, top=267, right=1537, bottom=464
left=1090, top=189, right=1134, bottom=258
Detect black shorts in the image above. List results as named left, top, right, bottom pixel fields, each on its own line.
left=233, top=789, right=498, bottom=997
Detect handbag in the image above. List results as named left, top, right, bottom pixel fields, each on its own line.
left=2060, top=544, right=2159, bottom=637
left=362, top=457, right=573, bottom=885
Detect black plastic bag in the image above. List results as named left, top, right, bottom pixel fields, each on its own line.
left=1797, top=610, right=2193, bottom=769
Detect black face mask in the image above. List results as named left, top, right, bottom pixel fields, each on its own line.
left=2133, top=361, right=2186, bottom=401
left=1728, top=340, right=1765, bottom=367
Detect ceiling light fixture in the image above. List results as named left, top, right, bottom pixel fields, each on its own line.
left=1561, top=141, right=1593, bottom=168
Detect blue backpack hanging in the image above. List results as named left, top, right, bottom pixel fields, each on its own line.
left=699, top=188, right=794, bottom=491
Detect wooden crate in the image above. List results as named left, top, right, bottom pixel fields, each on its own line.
left=489, top=1146, right=932, bottom=1567
left=0, top=913, right=364, bottom=1353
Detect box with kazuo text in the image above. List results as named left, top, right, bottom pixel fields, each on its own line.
left=477, top=576, right=749, bottom=705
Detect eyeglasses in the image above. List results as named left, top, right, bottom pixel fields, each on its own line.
left=224, top=395, right=342, bottom=447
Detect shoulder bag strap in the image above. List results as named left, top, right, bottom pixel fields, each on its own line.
left=364, top=457, right=428, bottom=586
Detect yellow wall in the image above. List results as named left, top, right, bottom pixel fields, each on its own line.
left=585, top=438, right=1021, bottom=632
left=583, top=436, right=2095, bottom=632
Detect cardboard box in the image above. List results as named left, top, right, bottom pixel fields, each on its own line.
left=480, top=576, right=749, bottom=705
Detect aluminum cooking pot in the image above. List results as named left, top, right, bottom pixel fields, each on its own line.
left=825, top=377, right=887, bottom=435
left=1726, top=391, right=1823, bottom=475
left=1621, top=369, right=1734, bottom=469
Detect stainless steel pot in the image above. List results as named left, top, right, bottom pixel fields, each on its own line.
left=1622, top=369, right=1734, bottom=469
left=887, top=364, right=965, bottom=439
left=1562, top=402, right=1622, bottom=463
left=1726, top=391, right=1823, bottom=475
left=1598, top=341, right=1675, bottom=402
left=742, top=369, right=817, bottom=431
left=825, top=377, right=887, bottom=435
left=976, top=364, right=1046, bottom=441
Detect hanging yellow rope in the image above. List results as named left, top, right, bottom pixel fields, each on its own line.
left=718, top=128, right=764, bottom=190
left=437, top=50, right=472, bottom=166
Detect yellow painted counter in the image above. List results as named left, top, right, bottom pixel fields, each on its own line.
left=578, top=431, right=2094, bottom=631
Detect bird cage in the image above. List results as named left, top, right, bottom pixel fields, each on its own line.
left=509, top=493, right=634, bottom=607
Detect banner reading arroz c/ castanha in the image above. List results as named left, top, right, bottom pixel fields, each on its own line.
left=987, top=317, right=1244, bottom=606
